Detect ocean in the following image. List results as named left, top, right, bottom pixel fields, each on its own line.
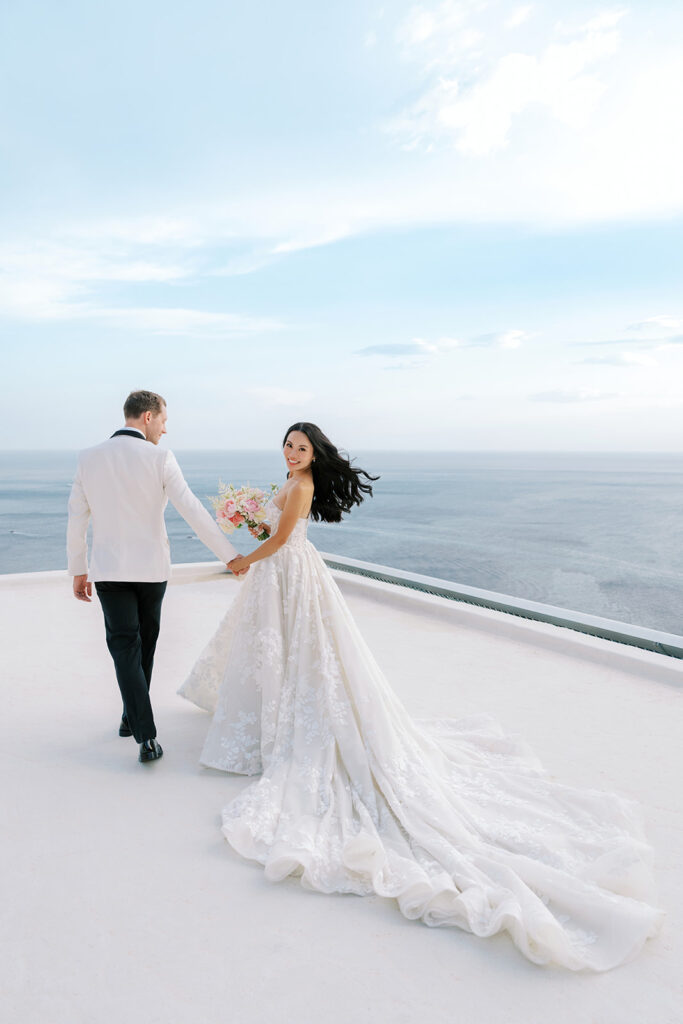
left=1, top=450, right=681, bottom=635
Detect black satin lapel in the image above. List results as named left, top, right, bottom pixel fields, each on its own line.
left=110, top=429, right=146, bottom=440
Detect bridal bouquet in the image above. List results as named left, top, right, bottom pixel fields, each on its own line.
left=210, top=482, right=279, bottom=542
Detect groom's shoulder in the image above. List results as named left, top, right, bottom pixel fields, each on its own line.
left=78, top=437, right=114, bottom=461
left=78, top=437, right=173, bottom=466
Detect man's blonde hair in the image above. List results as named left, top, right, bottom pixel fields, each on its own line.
left=123, top=390, right=167, bottom=420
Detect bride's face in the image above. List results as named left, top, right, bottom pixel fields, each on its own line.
left=284, top=431, right=314, bottom=473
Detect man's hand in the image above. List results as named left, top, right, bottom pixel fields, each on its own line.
left=227, top=556, right=250, bottom=576
left=73, top=574, right=92, bottom=602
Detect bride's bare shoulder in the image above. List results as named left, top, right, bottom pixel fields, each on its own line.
left=287, top=476, right=313, bottom=493
left=285, top=477, right=314, bottom=513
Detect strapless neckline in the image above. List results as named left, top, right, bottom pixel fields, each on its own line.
left=269, top=498, right=310, bottom=521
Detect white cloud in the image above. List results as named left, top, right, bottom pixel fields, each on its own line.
left=423, top=336, right=461, bottom=352
left=357, top=331, right=526, bottom=359
left=578, top=317, right=683, bottom=354
left=0, top=240, right=191, bottom=321
left=397, top=2, right=483, bottom=60
left=471, top=329, right=528, bottom=348
left=270, top=226, right=353, bottom=256
left=357, top=337, right=461, bottom=357
left=0, top=237, right=282, bottom=335
left=0, top=269, right=280, bottom=334
left=0, top=242, right=187, bottom=284
left=498, top=329, right=526, bottom=349
left=505, top=5, right=533, bottom=30
left=0, top=8, right=681, bottom=323
left=627, top=315, right=683, bottom=335
left=562, top=10, right=626, bottom=36
left=389, top=7, right=623, bottom=155
left=0, top=276, right=76, bottom=321
left=398, top=9, right=439, bottom=48
left=211, top=252, right=276, bottom=278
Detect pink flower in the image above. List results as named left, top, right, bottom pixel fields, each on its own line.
left=244, top=499, right=260, bottom=512
left=224, top=500, right=237, bottom=517
left=217, top=509, right=228, bottom=520
left=229, top=513, right=244, bottom=525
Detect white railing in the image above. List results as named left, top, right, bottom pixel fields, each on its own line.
left=319, top=553, right=683, bottom=661
left=4, top=556, right=682, bottom=661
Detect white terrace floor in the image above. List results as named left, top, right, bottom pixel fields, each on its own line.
left=1, top=564, right=681, bottom=1024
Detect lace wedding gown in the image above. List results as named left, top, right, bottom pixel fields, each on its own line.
left=178, top=500, right=663, bottom=971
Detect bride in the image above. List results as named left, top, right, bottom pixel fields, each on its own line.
left=178, top=422, right=663, bottom=971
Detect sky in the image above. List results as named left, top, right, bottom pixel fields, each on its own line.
left=1, top=0, right=683, bottom=451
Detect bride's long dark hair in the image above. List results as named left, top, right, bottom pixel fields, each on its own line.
left=283, top=422, right=379, bottom=523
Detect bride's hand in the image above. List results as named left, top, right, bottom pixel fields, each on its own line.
left=248, top=523, right=271, bottom=538
left=228, top=555, right=250, bottom=576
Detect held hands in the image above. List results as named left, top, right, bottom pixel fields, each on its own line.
left=73, top=574, right=92, bottom=602
left=227, top=556, right=250, bottom=577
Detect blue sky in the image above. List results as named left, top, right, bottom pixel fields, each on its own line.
left=1, top=0, right=683, bottom=450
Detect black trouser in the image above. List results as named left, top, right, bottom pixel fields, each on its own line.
left=95, top=581, right=167, bottom=743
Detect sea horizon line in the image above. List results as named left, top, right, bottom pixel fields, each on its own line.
left=1, top=448, right=682, bottom=456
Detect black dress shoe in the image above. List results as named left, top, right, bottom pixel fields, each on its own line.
left=139, top=738, right=163, bottom=763
left=119, top=716, right=133, bottom=737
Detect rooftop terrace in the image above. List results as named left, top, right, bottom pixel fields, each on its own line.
left=1, top=563, right=681, bottom=1023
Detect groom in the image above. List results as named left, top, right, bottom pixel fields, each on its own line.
left=67, top=390, right=244, bottom=764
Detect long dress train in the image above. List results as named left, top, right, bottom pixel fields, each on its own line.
left=178, top=500, right=663, bottom=971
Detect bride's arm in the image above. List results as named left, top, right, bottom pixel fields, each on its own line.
left=231, top=484, right=309, bottom=570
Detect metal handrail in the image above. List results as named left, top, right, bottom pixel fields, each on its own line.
left=320, top=551, right=683, bottom=660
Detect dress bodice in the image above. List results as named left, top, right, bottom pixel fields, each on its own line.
left=265, top=498, right=309, bottom=551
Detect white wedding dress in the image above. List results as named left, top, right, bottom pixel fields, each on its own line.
left=178, top=500, right=663, bottom=971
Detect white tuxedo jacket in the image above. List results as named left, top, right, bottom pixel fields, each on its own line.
left=67, top=431, right=238, bottom=582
